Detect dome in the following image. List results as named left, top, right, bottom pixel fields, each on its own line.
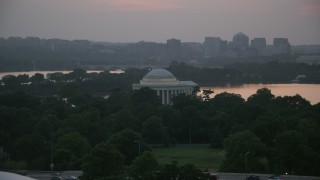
left=143, top=69, right=177, bottom=81
left=140, top=69, right=178, bottom=85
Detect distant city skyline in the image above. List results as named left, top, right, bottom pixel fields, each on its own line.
left=1, top=0, right=319, bottom=45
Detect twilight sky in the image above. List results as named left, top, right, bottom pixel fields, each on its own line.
left=1, top=0, right=319, bottom=45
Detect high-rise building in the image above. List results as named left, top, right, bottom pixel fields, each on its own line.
left=232, top=32, right=249, bottom=49
left=251, top=38, right=266, bottom=55
left=227, top=32, right=250, bottom=58
left=127, top=41, right=167, bottom=60
left=273, top=38, right=291, bottom=54
left=204, top=37, right=220, bottom=58
left=219, top=40, right=228, bottom=57
left=181, top=42, right=203, bottom=59
left=166, top=38, right=181, bottom=59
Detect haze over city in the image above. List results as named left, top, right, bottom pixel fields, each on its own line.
left=1, top=0, right=320, bottom=45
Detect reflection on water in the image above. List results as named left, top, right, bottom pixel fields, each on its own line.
left=201, top=84, right=320, bottom=105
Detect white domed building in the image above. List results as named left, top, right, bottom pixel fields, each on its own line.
left=132, top=69, right=197, bottom=104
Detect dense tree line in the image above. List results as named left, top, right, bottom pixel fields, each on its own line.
left=0, top=68, right=148, bottom=97
left=0, top=67, right=320, bottom=178
left=0, top=82, right=319, bottom=178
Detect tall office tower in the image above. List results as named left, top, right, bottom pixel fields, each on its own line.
left=204, top=37, right=221, bottom=58
left=166, top=38, right=181, bottom=59
left=273, top=38, right=291, bottom=54
left=232, top=32, right=249, bottom=49
left=251, top=38, right=266, bottom=55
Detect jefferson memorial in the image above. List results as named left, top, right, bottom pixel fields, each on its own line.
left=132, top=69, right=197, bottom=104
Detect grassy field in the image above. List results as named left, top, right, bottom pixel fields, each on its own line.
left=152, top=144, right=225, bottom=170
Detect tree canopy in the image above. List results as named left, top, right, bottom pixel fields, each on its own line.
left=0, top=73, right=319, bottom=176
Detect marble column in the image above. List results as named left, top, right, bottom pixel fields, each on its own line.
left=161, top=90, right=165, bottom=104
left=167, top=90, right=170, bottom=104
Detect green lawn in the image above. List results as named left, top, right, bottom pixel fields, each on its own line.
left=152, top=144, right=225, bottom=170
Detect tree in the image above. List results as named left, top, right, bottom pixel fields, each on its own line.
left=67, top=68, right=87, bottom=81
left=156, top=105, right=181, bottom=144
left=142, top=116, right=169, bottom=145
left=274, top=130, right=318, bottom=175
left=0, top=91, right=41, bottom=110
left=180, top=105, right=211, bottom=143
left=221, top=130, right=267, bottom=173
left=179, top=105, right=199, bottom=143
left=172, top=94, right=203, bottom=111
left=34, top=114, right=62, bottom=141
left=210, top=128, right=224, bottom=148
left=47, top=72, right=65, bottom=82
left=250, top=115, right=285, bottom=147
left=58, top=83, right=81, bottom=99
left=109, top=107, right=135, bottom=131
left=68, top=92, right=93, bottom=106
left=178, top=164, right=205, bottom=180
left=297, top=118, right=320, bottom=176
left=12, top=133, right=48, bottom=169
left=82, top=142, right=124, bottom=179
left=106, top=91, right=130, bottom=114
left=2, top=75, right=19, bottom=86
left=54, top=149, right=72, bottom=171
left=108, top=129, right=146, bottom=164
left=274, top=94, right=311, bottom=110
left=231, top=104, right=265, bottom=131
left=65, top=108, right=105, bottom=145
left=54, top=132, right=90, bottom=170
left=134, top=103, right=158, bottom=129
left=128, top=151, right=159, bottom=180
left=131, top=87, right=161, bottom=106
left=202, top=89, right=214, bottom=101
left=157, top=161, right=179, bottom=180
left=30, top=73, right=45, bottom=84
left=297, top=118, right=320, bottom=154
left=211, top=92, right=245, bottom=112
left=210, top=111, right=232, bottom=148
left=39, top=97, right=68, bottom=119
left=16, top=74, right=29, bottom=84
left=247, top=88, right=275, bottom=107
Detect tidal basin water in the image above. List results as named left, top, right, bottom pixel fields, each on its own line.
left=201, top=84, right=320, bottom=105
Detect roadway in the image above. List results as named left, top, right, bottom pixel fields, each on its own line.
left=24, top=171, right=320, bottom=180
left=218, top=172, right=320, bottom=180
left=26, top=171, right=82, bottom=180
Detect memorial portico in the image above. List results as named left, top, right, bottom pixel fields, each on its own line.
left=132, top=69, right=197, bottom=104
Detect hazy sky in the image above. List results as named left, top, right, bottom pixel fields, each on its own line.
left=1, top=0, right=319, bottom=45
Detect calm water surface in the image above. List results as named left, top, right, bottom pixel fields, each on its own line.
left=201, top=84, right=320, bottom=105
